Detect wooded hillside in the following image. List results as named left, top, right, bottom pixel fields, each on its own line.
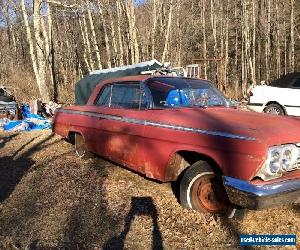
left=0, top=0, right=299, bottom=103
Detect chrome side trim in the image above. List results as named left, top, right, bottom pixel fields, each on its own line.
left=223, top=176, right=300, bottom=197
left=57, top=109, right=256, bottom=141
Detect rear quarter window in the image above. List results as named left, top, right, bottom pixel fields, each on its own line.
left=292, top=78, right=300, bottom=88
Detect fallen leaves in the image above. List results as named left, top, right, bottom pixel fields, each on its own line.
left=0, top=130, right=299, bottom=249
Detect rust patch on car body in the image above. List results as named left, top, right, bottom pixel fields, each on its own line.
left=165, top=153, right=189, bottom=181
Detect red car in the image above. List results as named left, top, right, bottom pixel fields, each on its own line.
left=53, top=75, right=300, bottom=217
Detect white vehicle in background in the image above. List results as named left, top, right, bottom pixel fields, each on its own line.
left=247, top=73, right=300, bottom=116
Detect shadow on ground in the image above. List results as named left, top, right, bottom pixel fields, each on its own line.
left=219, top=216, right=254, bottom=250
left=0, top=133, right=18, bottom=149
left=0, top=133, right=60, bottom=203
left=58, top=158, right=123, bottom=248
left=0, top=134, right=36, bottom=202
left=103, top=197, right=163, bottom=250
left=292, top=203, right=300, bottom=214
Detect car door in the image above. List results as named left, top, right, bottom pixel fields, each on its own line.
left=92, top=82, right=149, bottom=172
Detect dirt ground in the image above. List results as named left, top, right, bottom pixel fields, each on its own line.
left=0, top=130, right=299, bottom=249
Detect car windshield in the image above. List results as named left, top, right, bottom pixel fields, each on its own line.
left=145, top=77, right=229, bottom=108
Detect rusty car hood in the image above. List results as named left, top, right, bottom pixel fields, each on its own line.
left=148, top=107, right=300, bottom=146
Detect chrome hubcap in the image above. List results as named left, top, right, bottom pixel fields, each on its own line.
left=75, top=135, right=86, bottom=157
left=267, top=107, right=281, bottom=115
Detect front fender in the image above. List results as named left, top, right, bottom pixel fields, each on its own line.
left=164, top=142, right=266, bottom=181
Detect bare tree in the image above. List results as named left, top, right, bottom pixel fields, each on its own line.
left=87, top=1, right=102, bottom=70
left=201, top=0, right=207, bottom=79
left=98, top=1, right=111, bottom=68
left=125, top=0, right=139, bottom=63
left=290, top=0, right=295, bottom=72
left=21, top=0, right=50, bottom=102
left=116, top=0, right=125, bottom=65
left=0, top=0, right=299, bottom=102
left=161, top=0, right=174, bottom=63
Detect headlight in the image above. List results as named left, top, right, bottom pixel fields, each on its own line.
left=282, top=149, right=292, bottom=171
left=257, top=144, right=300, bottom=180
left=269, top=151, right=280, bottom=173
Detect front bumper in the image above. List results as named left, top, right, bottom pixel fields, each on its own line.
left=223, top=176, right=300, bottom=210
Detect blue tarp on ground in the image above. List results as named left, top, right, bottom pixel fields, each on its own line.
left=2, top=104, right=51, bottom=132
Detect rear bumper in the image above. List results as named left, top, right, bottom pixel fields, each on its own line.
left=223, top=176, right=300, bottom=210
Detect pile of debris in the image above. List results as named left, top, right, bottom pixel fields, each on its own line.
left=0, top=86, right=18, bottom=120
left=0, top=97, right=61, bottom=132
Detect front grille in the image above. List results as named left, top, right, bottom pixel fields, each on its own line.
left=291, top=144, right=300, bottom=171
left=291, top=158, right=300, bottom=171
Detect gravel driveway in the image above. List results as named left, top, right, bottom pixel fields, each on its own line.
left=0, top=130, right=299, bottom=249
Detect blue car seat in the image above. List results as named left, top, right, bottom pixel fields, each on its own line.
left=166, top=90, right=190, bottom=107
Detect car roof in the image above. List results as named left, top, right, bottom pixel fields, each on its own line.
left=269, top=72, right=300, bottom=88
left=100, top=75, right=151, bottom=85
left=87, top=75, right=212, bottom=105
left=99, top=75, right=208, bottom=85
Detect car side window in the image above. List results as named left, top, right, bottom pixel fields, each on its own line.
left=96, top=85, right=112, bottom=106
left=96, top=83, right=148, bottom=109
left=293, top=78, right=300, bottom=88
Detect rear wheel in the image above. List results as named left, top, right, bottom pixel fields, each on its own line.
left=75, top=133, right=93, bottom=159
left=264, top=103, right=285, bottom=115
left=180, top=161, right=245, bottom=219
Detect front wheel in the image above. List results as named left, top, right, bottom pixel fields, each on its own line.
left=180, top=161, right=244, bottom=219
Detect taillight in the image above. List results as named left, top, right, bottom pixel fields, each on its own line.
left=249, top=91, right=253, bottom=96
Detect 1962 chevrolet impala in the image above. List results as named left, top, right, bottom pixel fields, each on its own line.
left=53, top=75, right=300, bottom=218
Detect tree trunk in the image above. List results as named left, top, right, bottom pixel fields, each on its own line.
left=151, top=0, right=159, bottom=59
left=21, top=0, right=50, bottom=102
left=251, top=0, right=256, bottom=85
left=224, top=2, right=229, bottom=91
left=161, top=0, right=174, bottom=63
left=46, top=2, right=58, bottom=101
left=210, top=0, right=218, bottom=85
left=78, top=15, right=92, bottom=72
left=98, top=2, right=112, bottom=68
left=284, top=20, right=287, bottom=75
left=201, top=0, right=207, bottom=79
left=83, top=14, right=95, bottom=71
left=290, top=0, right=295, bottom=72
left=125, top=0, right=140, bottom=63
left=265, top=0, right=271, bottom=80
left=107, top=0, right=118, bottom=66
left=33, top=0, right=50, bottom=102
left=275, top=0, right=281, bottom=78
left=87, top=2, right=102, bottom=70
left=234, top=1, right=239, bottom=98
left=116, top=0, right=125, bottom=65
